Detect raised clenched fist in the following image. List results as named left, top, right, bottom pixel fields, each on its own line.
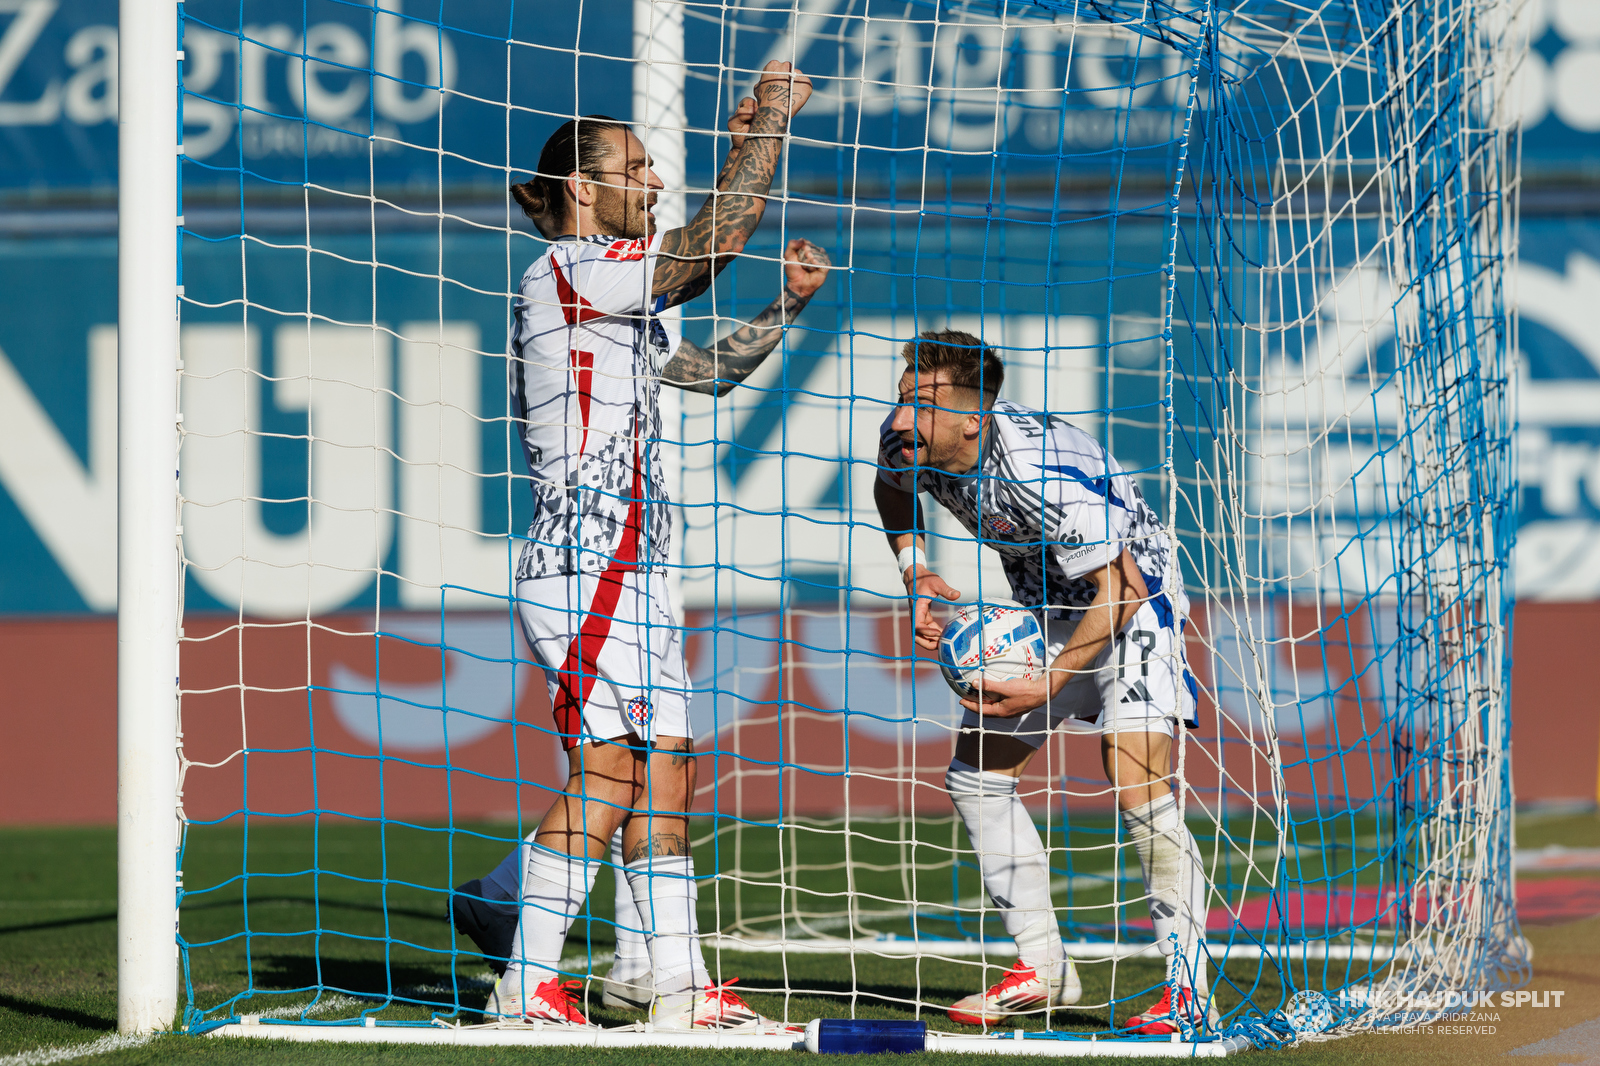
left=782, top=238, right=831, bottom=299
left=753, top=61, right=813, bottom=121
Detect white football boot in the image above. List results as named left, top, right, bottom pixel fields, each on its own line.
left=1123, top=985, right=1220, bottom=1035
left=484, top=974, right=590, bottom=1026
left=652, top=979, right=768, bottom=1030
left=947, top=958, right=1082, bottom=1026
left=600, top=964, right=653, bottom=1010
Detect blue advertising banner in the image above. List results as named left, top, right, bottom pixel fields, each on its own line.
left=3, top=0, right=1600, bottom=193
left=0, top=0, right=637, bottom=193
left=174, top=0, right=637, bottom=194
left=0, top=213, right=1166, bottom=615
left=0, top=0, right=119, bottom=188
left=2, top=0, right=1599, bottom=615
left=2, top=218, right=1600, bottom=614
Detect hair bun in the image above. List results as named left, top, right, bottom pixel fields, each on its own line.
left=510, top=181, right=547, bottom=220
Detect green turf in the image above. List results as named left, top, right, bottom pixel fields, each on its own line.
left=1511, top=806, right=1600, bottom=851
left=6, top=812, right=1593, bottom=1065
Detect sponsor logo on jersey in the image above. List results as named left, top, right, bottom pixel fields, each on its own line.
left=1063, top=529, right=1097, bottom=563
left=604, top=238, right=647, bottom=261
left=626, top=695, right=653, bottom=728
left=984, top=514, right=1015, bottom=536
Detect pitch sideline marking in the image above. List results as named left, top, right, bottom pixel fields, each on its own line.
left=0, top=992, right=369, bottom=1066
left=0, top=1033, right=155, bottom=1066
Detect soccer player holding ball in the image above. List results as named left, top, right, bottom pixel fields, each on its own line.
left=452, top=64, right=830, bottom=1029
left=873, top=330, right=1214, bottom=1034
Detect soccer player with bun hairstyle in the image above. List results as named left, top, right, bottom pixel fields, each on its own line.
left=451, top=65, right=830, bottom=1030
left=507, top=117, right=626, bottom=238
left=873, top=330, right=1215, bottom=1035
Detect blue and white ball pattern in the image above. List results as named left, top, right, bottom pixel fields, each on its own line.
left=937, top=601, right=1047, bottom=699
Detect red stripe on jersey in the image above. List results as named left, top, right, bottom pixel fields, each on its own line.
left=550, top=255, right=608, bottom=326
left=602, top=238, right=646, bottom=261
left=570, top=348, right=594, bottom=455
left=550, top=446, right=646, bottom=750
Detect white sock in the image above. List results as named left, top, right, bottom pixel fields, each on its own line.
left=501, top=844, right=599, bottom=994
left=1121, top=793, right=1209, bottom=1001
left=945, top=760, right=1064, bottom=970
left=609, top=828, right=649, bottom=980
left=625, top=853, right=706, bottom=994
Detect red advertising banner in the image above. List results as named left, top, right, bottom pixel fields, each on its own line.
left=2, top=603, right=1595, bottom=825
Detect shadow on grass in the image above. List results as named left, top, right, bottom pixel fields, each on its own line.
left=181, top=895, right=446, bottom=925
left=232, top=954, right=486, bottom=1005
left=0, top=992, right=115, bottom=1032
left=0, top=911, right=118, bottom=937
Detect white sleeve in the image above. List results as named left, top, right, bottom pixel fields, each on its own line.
left=1050, top=479, right=1130, bottom=581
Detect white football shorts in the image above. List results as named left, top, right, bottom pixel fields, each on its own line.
left=515, top=569, right=690, bottom=750
left=958, top=597, right=1199, bottom=749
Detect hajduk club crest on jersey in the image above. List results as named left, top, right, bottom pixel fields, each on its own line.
left=983, top=513, right=1015, bottom=536
left=626, top=695, right=653, bottom=729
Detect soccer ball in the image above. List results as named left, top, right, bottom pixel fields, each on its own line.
left=936, top=601, right=1047, bottom=700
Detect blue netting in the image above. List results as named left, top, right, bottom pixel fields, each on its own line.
left=173, top=0, right=1522, bottom=1046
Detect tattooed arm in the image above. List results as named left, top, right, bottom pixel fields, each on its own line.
left=641, top=100, right=758, bottom=309
left=713, top=96, right=756, bottom=192
left=661, top=239, right=830, bottom=396
left=652, top=62, right=812, bottom=308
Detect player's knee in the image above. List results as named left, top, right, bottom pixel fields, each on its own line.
left=638, top=737, right=696, bottom=812
left=1103, top=728, right=1177, bottom=811
left=943, top=760, right=973, bottom=795
left=641, top=777, right=692, bottom=813
left=952, top=730, right=1033, bottom=776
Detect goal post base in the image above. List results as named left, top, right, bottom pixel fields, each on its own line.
left=201, top=1020, right=1255, bottom=1057
left=206, top=1020, right=808, bottom=1051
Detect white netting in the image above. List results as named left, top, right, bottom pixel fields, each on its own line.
left=172, top=0, right=1525, bottom=1049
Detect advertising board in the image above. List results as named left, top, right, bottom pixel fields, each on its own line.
left=1, top=0, right=1595, bottom=819
left=0, top=0, right=1594, bottom=195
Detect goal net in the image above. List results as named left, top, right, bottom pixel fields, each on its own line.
left=162, top=0, right=1526, bottom=1050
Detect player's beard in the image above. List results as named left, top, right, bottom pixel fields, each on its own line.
left=927, top=436, right=964, bottom=471
left=901, top=427, right=967, bottom=472
left=592, top=185, right=654, bottom=238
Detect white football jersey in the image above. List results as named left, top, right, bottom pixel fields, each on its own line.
left=877, top=399, right=1188, bottom=626
left=508, top=233, right=680, bottom=579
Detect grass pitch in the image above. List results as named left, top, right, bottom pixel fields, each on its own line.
left=3, top=811, right=1598, bottom=1065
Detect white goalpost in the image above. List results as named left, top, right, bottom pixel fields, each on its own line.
left=116, top=0, right=181, bottom=1037
left=117, top=0, right=1530, bottom=1052
left=633, top=0, right=688, bottom=614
